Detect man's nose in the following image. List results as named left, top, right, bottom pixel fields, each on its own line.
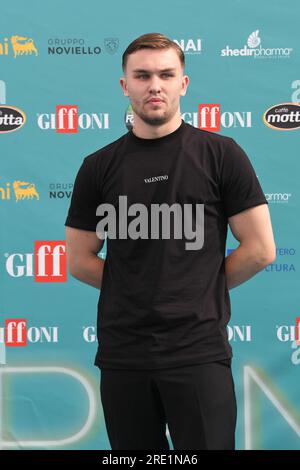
left=148, top=76, right=162, bottom=93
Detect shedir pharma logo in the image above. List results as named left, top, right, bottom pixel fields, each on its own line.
left=0, top=105, right=26, bottom=133
left=0, top=35, right=38, bottom=58
left=263, top=103, right=300, bottom=131
left=221, top=30, right=293, bottom=59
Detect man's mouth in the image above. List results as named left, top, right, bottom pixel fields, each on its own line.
left=147, top=98, right=164, bottom=103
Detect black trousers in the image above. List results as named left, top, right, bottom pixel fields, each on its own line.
left=100, top=359, right=237, bottom=450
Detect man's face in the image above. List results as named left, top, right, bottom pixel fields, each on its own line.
left=120, top=48, right=189, bottom=126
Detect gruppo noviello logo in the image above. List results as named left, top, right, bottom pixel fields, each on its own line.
left=0, top=35, right=38, bottom=58
left=221, top=30, right=293, bottom=59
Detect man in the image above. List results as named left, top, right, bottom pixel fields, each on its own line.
left=65, top=32, right=276, bottom=450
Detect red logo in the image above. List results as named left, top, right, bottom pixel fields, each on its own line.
left=198, top=104, right=220, bottom=131
left=56, top=105, right=78, bottom=133
left=296, top=317, right=300, bottom=345
left=5, top=319, right=27, bottom=346
left=34, top=241, right=67, bottom=282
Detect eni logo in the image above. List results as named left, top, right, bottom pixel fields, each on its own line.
left=0, top=35, right=38, bottom=58
left=13, top=181, right=40, bottom=202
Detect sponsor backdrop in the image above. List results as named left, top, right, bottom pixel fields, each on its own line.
left=0, top=0, right=299, bottom=451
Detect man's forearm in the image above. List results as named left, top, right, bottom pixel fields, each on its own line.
left=70, top=255, right=105, bottom=289
left=225, top=244, right=271, bottom=290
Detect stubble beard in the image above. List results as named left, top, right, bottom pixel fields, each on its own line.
left=132, top=100, right=178, bottom=127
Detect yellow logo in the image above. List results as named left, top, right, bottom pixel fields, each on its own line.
left=0, top=181, right=40, bottom=201
left=0, top=36, right=38, bottom=58
left=13, top=180, right=39, bottom=201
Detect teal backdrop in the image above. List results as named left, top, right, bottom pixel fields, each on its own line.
left=0, top=0, right=299, bottom=450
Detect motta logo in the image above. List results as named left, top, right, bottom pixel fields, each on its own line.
left=0, top=105, right=26, bottom=133
left=0, top=35, right=38, bottom=58
left=37, top=105, right=109, bottom=132
left=5, top=241, right=67, bottom=282
left=0, top=180, right=39, bottom=201
left=263, top=103, right=300, bottom=131
left=0, top=319, right=59, bottom=346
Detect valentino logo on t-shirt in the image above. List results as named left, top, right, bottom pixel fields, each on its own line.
left=144, top=175, right=168, bottom=183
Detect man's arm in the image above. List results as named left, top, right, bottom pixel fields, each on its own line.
left=225, top=204, right=276, bottom=289
left=66, top=226, right=105, bottom=289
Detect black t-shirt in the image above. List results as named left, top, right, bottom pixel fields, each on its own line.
left=65, top=119, right=267, bottom=370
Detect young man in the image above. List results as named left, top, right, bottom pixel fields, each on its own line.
left=65, top=33, right=276, bottom=450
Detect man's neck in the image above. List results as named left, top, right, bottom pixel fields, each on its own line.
left=132, top=114, right=182, bottom=139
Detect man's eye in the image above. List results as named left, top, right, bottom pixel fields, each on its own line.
left=136, top=75, right=148, bottom=79
left=161, top=73, right=173, bottom=78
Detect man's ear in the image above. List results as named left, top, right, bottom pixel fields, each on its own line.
left=120, top=77, right=129, bottom=97
left=180, top=75, right=189, bottom=97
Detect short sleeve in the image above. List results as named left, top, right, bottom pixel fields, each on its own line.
left=220, top=138, right=268, bottom=218
left=65, top=156, right=101, bottom=231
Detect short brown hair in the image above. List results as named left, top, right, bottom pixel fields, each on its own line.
left=122, top=32, right=185, bottom=72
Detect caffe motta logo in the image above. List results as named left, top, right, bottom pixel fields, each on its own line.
left=0, top=106, right=26, bottom=133
left=263, top=103, right=300, bottom=131
left=0, top=35, right=38, bottom=58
